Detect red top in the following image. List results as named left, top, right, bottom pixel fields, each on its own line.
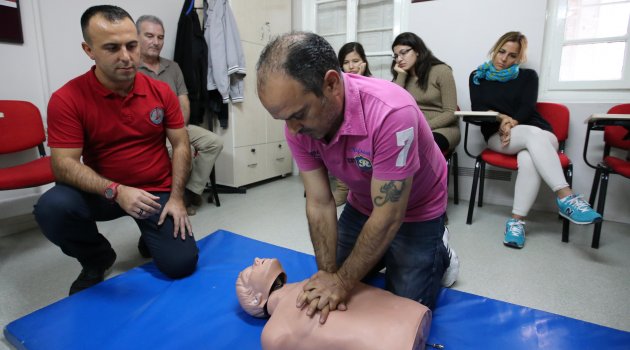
left=47, top=66, right=184, bottom=191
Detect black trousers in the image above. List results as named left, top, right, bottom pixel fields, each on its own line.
left=34, top=183, right=198, bottom=279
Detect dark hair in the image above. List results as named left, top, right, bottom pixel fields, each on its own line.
left=80, top=5, right=133, bottom=44
left=391, top=32, right=446, bottom=91
left=337, top=42, right=372, bottom=77
left=257, top=31, right=341, bottom=97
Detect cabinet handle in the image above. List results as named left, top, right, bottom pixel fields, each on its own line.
left=248, top=163, right=258, bottom=168
left=276, top=157, right=285, bottom=161
left=250, top=148, right=256, bottom=153
left=278, top=144, right=282, bottom=148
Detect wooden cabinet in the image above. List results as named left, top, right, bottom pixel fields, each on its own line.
left=213, top=0, right=292, bottom=188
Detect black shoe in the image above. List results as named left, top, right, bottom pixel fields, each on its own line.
left=138, top=237, right=152, bottom=258
left=69, top=252, right=116, bottom=295
left=185, top=189, right=203, bottom=207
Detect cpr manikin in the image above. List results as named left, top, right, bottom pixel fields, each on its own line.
left=236, top=258, right=432, bottom=350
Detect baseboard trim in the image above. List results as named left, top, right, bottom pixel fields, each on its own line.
left=0, top=213, right=39, bottom=237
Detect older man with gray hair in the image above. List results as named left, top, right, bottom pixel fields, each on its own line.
left=137, top=14, right=223, bottom=217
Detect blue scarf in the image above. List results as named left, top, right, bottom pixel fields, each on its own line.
left=472, top=61, right=519, bottom=85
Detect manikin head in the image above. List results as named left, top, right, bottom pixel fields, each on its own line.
left=235, top=258, right=287, bottom=318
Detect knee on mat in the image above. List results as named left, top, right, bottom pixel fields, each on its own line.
left=155, top=253, right=198, bottom=279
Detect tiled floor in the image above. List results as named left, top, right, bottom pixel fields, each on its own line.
left=1, top=175, right=629, bottom=349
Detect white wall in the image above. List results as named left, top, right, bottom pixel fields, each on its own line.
left=0, top=0, right=184, bottom=223
left=404, top=0, right=629, bottom=224
left=2, top=0, right=628, bottom=225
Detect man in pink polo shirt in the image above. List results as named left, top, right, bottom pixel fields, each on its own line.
left=256, top=32, right=458, bottom=324
left=34, top=5, right=198, bottom=296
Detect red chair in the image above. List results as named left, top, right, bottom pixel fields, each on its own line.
left=0, top=100, right=55, bottom=191
left=585, top=104, right=630, bottom=248
left=465, top=102, right=572, bottom=242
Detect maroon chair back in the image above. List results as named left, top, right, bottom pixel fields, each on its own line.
left=536, top=102, right=570, bottom=143
left=604, top=104, right=630, bottom=150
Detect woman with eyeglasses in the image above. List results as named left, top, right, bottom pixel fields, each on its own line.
left=469, top=31, right=601, bottom=249
left=391, top=32, right=460, bottom=154
left=331, top=42, right=372, bottom=206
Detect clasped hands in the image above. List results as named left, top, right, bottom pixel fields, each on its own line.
left=496, top=112, right=518, bottom=147
left=115, top=184, right=193, bottom=239
left=296, top=270, right=351, bottom=324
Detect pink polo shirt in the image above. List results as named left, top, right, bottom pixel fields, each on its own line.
left=287, top=73, right=447, bottom=222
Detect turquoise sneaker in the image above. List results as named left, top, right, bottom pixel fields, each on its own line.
left=557, top=194, right=603, bottom=225
left=504, top=218, right=525, bottom=249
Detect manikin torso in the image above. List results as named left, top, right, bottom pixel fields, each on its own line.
left=261, top=281, right=431, bottom=350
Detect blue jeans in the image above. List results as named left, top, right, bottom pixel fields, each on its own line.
left=337, top=203, right=448, bottom=309
left=34, top=183, right=198, bottom=279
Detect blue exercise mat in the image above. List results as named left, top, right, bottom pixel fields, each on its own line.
left=4, top=230, right=630, bottom=349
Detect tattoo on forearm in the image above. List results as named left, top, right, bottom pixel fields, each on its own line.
left=374, top=181, right=405, bottom=206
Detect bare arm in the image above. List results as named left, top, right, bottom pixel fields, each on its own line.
left=51, top=147, right=161, bottom=218
left=298, top=175, right=413, bottom=323
left=51, top=147, right=110, bottom=194
left=336, top=176, right=411, bottom=287
left=301, top=167, right=339, bottom=272
left=178, top=94, right=191, bottom=126
left=160, top=127, right=192, bottom=238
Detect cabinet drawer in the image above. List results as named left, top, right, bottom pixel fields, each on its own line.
left=234, top=145, right=268, bottom=186
left=266, top=141, right=292, bottom=177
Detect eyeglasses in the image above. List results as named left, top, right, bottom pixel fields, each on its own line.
left=392, top=48, right=413, bottom=61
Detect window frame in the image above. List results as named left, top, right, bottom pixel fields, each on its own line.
left=304, top=0, right=408, bottom=62
left=540, top=0, right=630, bottom=102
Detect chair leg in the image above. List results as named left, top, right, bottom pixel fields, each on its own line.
left=478, top=161, right=485, bottom=207
left=207, top=167, right=221, bottom=207
left=467, top=158, right=481, bottom=225
left=446, top=154, right=451, bottom=199
left=589, top=167, right=602, bottom=207
left=453, top=152, right=459, bottom=205
left=561, top=163, right=573, bottom=242
left=561, top=218, right=570, bottom=243
left=592, top=171, right=609, bottom=249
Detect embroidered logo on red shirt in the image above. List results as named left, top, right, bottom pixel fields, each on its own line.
left=150, top=107, right=164, bottom=124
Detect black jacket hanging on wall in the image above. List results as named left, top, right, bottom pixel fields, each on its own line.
left=174, top=0, right=208, bottom=125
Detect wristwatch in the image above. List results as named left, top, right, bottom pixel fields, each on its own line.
left=104, top=182, right=120, bottom=201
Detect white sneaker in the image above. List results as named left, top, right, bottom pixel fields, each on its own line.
left=441, top=226, right=459, bottom=288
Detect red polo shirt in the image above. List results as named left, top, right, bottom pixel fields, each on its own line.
left=47, top=66, right=185, bottom=191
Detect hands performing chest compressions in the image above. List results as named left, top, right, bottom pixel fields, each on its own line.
left=236, top=258, right=432, bottom=350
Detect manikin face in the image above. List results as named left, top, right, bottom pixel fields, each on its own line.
left=138, top=21, right=165, bottom=60
left=342, top=51, right=364, bottom=75
left=241, top=258, right=284, bottom=294
left=492, top=41, right=520, bottom=71
left=81, top=15, right=139, bottom=90
left=258, top=72, right=344, bottom=141
left=392, top=45, right=417, bottom=72
left=235, top=258, right=285, bottom=317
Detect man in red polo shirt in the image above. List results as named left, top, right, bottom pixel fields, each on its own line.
left=34, top=5, right=198, bottom=295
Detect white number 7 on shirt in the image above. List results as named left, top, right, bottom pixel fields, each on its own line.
left=396, top=127, right=414, bottom=167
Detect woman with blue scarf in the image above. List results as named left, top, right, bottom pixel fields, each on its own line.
left=469, top=31, right=601, bottom=249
